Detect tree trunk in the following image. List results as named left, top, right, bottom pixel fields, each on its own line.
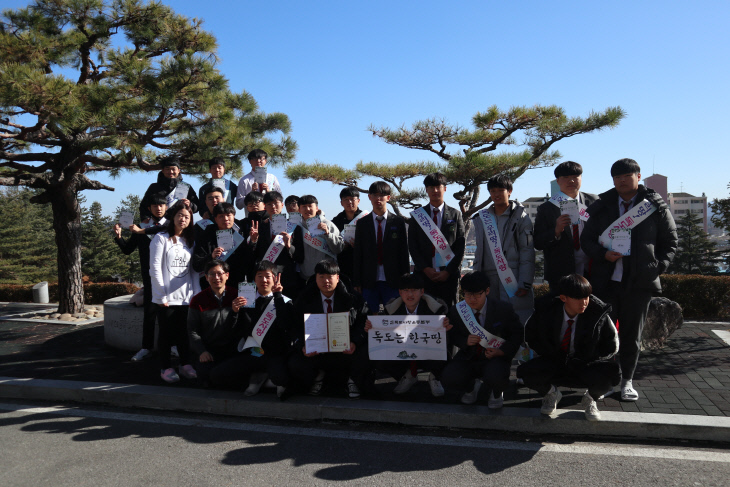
left=50, top=190, right=84, bottom=314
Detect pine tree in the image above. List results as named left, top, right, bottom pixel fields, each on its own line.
left=0, top=188, right=57, bottom=283
left=0, top=0, right=296, bottom=312
left=81, top=201, right=129, bottom=282
left=286, top=106, right=624, bottom=229
left=672, top=212, right=719, bottom=275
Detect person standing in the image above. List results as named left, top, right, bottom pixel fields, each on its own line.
left=533, top=161, right=597, bottom=292
left=581, top=158, right=677, bottom=402
left=150, top=201, right=200, bottom=383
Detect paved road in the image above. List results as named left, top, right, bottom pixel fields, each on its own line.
left=1, top=401, right=728, bottom=486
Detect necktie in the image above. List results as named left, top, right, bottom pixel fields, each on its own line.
left=572, top=224, right=580, bottom=250
left=561, top=319, right=574, bottom=353
left=431, top=207, right=439, bottom=257
left=376, top=215, right=384, bottom=265
left=325, top=298, right=333, bottom=314
left=622, top=201, right=631, bottom=214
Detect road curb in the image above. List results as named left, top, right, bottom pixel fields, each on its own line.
left=2, top=376, right=729, bottom=443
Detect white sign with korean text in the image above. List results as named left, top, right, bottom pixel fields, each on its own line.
left=368, top=315, right=447, bottom=361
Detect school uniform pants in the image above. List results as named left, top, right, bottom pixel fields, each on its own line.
left=208, top=349, right=289, bottom=389
left=157, top=305, right=191, bottom=370
left=421, top=269, right=459, bottom=307
left=141, top=279, right=158, bottom=351
left=598, top=281, right=652, bottom=382
left=440, top=350, right=512, bottom=396
left=288, top=346, right=370, bottom=392
left=516, top=356, right=621, bottom=401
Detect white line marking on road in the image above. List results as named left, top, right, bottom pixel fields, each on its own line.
left=712, top=329, right=730, bottom=346
left=1, top=403, right=728, bottom=463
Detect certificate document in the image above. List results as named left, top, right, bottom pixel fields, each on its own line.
left=173, top=182, right=189, bottom=201
left=610, top=228, right=631, bottom=256
left=343, top=224, right=356, bottom=245
left=271, top=214, right=288, bottom=235
left=118, top=211, right=134, bottom=228
left=253, top=167, right=267, bottom=185
left=238, top=282, right=257, bottom=308
left=560, top=199, right=581, bottom=225
left=306, top=216, right=324, bottom=236
left=304, top=312, right=350, bottom=353
left=288, top=212, right=303, bottom=227
left=216, top=230, right=235, bottom=251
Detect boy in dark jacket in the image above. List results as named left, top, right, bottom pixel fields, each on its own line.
left=288, top=260, right=370, bottom=398
left=580, top=158, right=677, bottom=402
left=113, top=193, right=168, bottom=361
left=440, top=271, right=523, bottom=408
left=236, top=260, right=294, bottom=399
left=139, top=156, right=199, bottom=220
left=517, top=274, right=620, bottom=421
left=197, top=157, right=238, bottom=219
left=187, top=260, right=245, bottom=387
left=331, top=186, right=366, bottom=281
left=192, top=203, right=250, bottom=288
left=365, top=273, right=452, bottom=396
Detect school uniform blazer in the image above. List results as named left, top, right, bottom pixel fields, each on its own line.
left=239, top=292, right=295, bottom=356
left=292, top=282, right=370, bottom=349
left=447, top=297, right=523, bottom=361
left=253, top=218, right=300, bottom=292
left=352, top=213, right=410, bottom=289
left=187, top=286, right=242, bottom=356
left=533, top=192, right=597, bottom=286
left=408, top=204, right=466, bottom=279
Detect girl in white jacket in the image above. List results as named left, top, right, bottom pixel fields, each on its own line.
left=150, top=202, right=200, bottom=383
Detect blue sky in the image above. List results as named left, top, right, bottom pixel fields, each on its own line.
left=4, top=1, right=729, bottom=218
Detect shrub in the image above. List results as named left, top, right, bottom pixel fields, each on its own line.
left=0, top=282, right=139, bottom=305
left=659, top=275, right=730, bottom=320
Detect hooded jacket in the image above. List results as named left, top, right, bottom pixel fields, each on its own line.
left=525, top=294, right=618, bottom=365
left=580, top=185, right=677, bottom=295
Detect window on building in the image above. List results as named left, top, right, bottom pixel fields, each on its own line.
left=691, top=199, right=703, bottom=204
left=674, top=209, right=687, bottom=215
left=674, top=199, right=689, bottom=204
left=691, top=209, right=704, bottom=214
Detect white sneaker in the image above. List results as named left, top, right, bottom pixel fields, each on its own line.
left=393, top=371, right=418, bottom=394
left=244, top=372, right=268, bottom=396
left=131, top=348, right=149, bottom=361
left=347, top=378, right=361, bottom=399
left=460, top=379, right=482, bottom=405
left=582, top=391, right=601, bottom=421
left=264, top=379, right=276, bottom=389
left=621, top=380, right=639, bottom=401
left=308, top=370, right=325, bottom=396
left=428, top=373, right=445, bottom=397
left=540, top=386, right=562, bottom=415
left=488, top=391, right=504, bottom=409
left=170, top=346, right=179, bottom=358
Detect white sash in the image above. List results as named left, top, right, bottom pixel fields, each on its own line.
left=238, top=298, right=277, bottom=351
left=303, top=228, right=337, bottom=259
left=410, top=207, right=455, bottom=266
left=549, top=191, right=590, bottom=222
left=455, top=300, right=506, bottom=349
left=141, top=217, right=166, bottom=240
left=350, top=210, right=370, bottom=224
left=262, top=235, right=286, bottom=263
left=476, top=209, right=518, bottom=297
left=598, top=199, right=657, bottom=248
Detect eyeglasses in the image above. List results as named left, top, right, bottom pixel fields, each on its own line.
left=207, top=272, right=228, bottom=278
left=464, top=291, right=486, bottom=299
